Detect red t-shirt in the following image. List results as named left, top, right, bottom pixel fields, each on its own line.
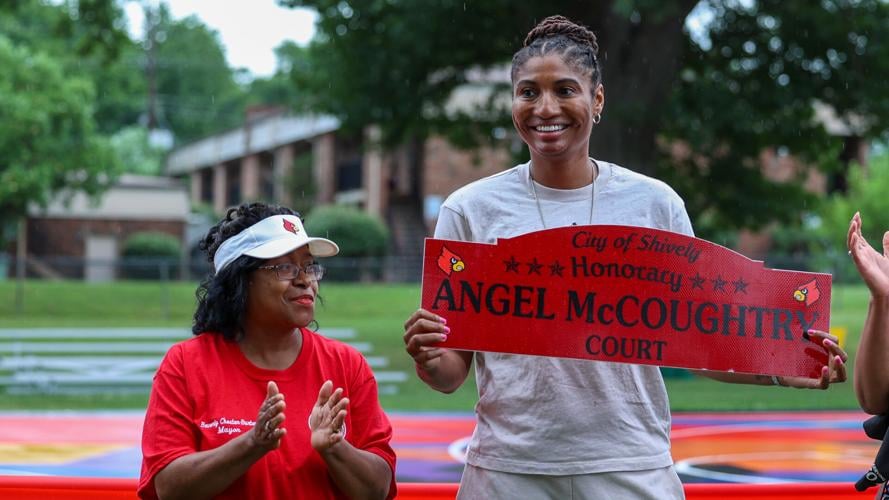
left=138, top=329, right=397, bottom=499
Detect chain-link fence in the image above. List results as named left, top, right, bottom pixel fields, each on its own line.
left=0, top=251, right=864, bottom=284
left=0, top=254, right=426, bottom=284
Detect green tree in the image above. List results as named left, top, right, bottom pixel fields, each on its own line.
left=2, top=1, right=248, bottom=143
left=110, top=126, right=166, bottom=176
left=280, top=0, right=889, bottom=237
left=0, top=0, right=139, bottom=135
left=93, top=39, right=150, bottom=135
left=0, top=0, right=129, bottom=241
left=149, top=5, right=247, bottom=143
left=246, top=41, right=309, bottom=110
left=278, top=0, right=696, bottom=159
left=661, top=0, right=889, bottom=237
left=0, top=35, right=120, bottom=234
left=0, top=0, right=129, bottom=62
left=56, top=0, right=131, bottom=61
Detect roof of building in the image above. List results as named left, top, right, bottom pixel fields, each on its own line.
left=29, top=174, right=189, bottom=221
left=165, top=113, right=340, bottom=175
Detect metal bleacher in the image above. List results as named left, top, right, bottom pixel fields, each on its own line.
left=0, top=328, right=406, bottom=395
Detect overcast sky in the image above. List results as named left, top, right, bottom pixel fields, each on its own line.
left=123, top=1, right=317, bottom=77
left=120, top=2, right=719, bottom=79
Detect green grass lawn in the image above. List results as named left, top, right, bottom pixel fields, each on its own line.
left=0, top=279, right=869, bottom=412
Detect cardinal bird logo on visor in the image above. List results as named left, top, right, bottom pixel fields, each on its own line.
left=282, top=219, right=299, bottom=235
left=793, top=279, right=821, bottom=306
left=437, top=246, right=465, bottom=276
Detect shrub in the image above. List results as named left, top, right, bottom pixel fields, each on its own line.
left=305, top=205, right=389, bottom=281
left=305, top=205, right=389, bottom=258
left=121, top=231, right=181, bottom=279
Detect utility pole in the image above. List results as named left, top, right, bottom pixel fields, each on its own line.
left=14, top=218, right=26, bottom=314
left=143, top=2, right=174, bottom=150
left=144, top=2, right=158, bottom=130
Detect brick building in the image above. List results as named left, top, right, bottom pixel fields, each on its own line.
left=163, top=110, right=510, bottom=271
left=23, top=174, right=190, bottom=281
left=164, top=102, right=867, bottom=274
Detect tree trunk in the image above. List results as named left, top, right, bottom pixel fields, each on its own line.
left=577, top=2, right=699, bottom=175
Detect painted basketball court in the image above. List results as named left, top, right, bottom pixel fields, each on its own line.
left=0, top=410, right=877, bottom=486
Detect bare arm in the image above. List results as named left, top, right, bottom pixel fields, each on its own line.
left=310, top=381, right=391, bottom=499
left=403, top=308, right=473, bottom=393
left=320, top=441, right=391, bottom=500
left=855, top=299, right=889, bottom=413
left=692, top=371, right=782, bottom=386
left=155, top=431, right=267, bottom=500
left=154, top=382, right=286, bottom=500
left=848, top=212, right=889, bottom=413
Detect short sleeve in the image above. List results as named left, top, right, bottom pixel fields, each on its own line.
left=138, top=345, right=199, bottom=499
left=434, top=204, right=471, bottom=242
left=670, top=198, right=694, bottom=237
left=346, top=355, right=398, bottom=499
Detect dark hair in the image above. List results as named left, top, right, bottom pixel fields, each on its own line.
left=511, top=15, right=602, bottom=88
left=192, top=202, right=301, bottom=341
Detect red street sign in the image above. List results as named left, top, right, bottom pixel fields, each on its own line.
left=421, top=225, right=831, bottom=378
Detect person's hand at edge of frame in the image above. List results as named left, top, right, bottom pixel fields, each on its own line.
left=848, top=211, right=889, bottom=299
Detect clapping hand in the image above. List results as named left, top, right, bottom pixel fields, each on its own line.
left=253, top=381, right=286, bottom=450
left=310, top=380, right=348, bottom=452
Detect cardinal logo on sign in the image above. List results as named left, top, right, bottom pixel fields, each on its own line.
left=437, top=246, right=465, bottom=276
left=793, top=279, right=821, bottom=306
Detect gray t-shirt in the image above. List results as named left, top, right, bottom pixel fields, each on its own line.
left=435, top=159, right=694, bottom=475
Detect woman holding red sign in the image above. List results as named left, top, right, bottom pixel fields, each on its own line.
left=403, top=15, right=847, bottom=499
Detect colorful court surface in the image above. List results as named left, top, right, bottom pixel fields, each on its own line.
left=0, top=411, right=878, bottom=485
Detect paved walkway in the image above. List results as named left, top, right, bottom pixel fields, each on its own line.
left=0, top=410, right=876, bottom=484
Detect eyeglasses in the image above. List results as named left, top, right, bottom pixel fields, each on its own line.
left=258, top=263, right=325, bottom=281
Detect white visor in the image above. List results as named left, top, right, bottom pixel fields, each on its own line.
left=213, top=214, right=339, bottom=273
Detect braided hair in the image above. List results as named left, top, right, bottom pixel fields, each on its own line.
left=192, top=202, right=300, bottom=341
left=511, top=15, right=602, bottom=88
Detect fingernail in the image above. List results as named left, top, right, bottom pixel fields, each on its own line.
left=440, top=334, right=448, bottom=341
left=438, top=316, right=447, bottom=324
left=443, top=326, right=451, bottom=334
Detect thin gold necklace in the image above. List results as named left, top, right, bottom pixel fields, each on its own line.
left=529, top=160, right=597, bottom=229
